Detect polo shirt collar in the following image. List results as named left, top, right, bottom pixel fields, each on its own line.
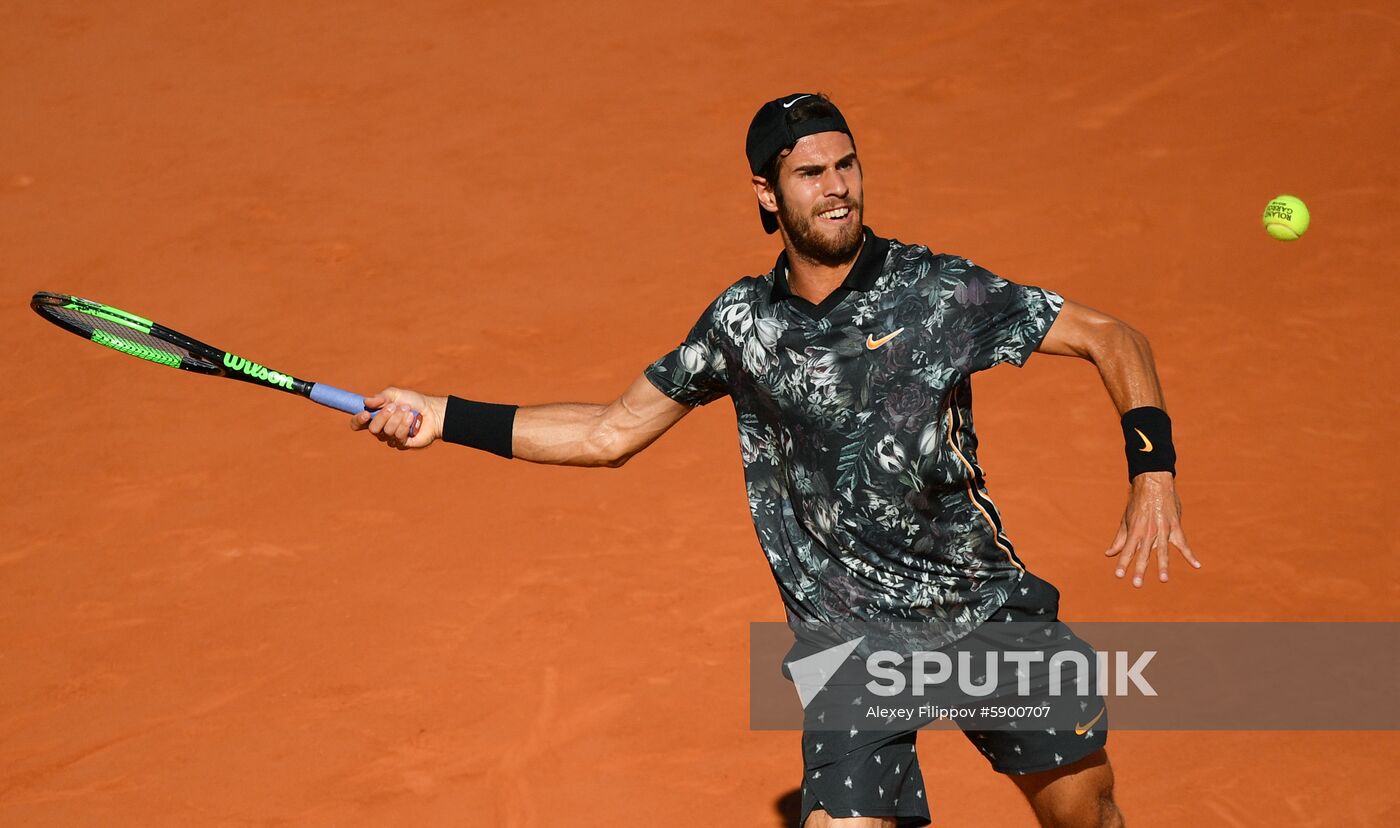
left=769, top=227, right=890, bottom=303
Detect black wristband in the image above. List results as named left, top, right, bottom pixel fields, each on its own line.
left=1121, top=406, right=1175, bottom=481
left=442, top=396, right=517, bottom=458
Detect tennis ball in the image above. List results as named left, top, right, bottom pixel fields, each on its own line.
left=1262, top=195, right=1309, bottom=241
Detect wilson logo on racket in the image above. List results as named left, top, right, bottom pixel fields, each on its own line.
left=223, top=353, right=295, bottom=390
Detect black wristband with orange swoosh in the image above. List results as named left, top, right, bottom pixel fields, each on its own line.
left=1121, top=406, right=1175, bottom=481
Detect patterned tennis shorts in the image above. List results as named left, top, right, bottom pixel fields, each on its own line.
left=798, top=571, right=1109, bottom=827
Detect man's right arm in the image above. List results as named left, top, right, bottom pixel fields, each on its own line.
left=350, top=373, right=693, bottom=467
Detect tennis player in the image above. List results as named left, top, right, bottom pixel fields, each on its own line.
left=352, top=93, right=1198, bottom=828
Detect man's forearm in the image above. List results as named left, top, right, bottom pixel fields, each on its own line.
left=510, top=402, right=624, bottom=467
left=1086, top=322, right=1166, bottom=415
left=420, top=374, right=690, bottom=465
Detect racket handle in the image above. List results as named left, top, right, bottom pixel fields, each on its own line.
left=310, top=383, right=421, bottom=437
left=309, top=383, right=368, bottom=414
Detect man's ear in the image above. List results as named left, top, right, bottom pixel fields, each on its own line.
left=752, top=175, right=779, bottom=214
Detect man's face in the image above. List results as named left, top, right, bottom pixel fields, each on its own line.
left=757, top=131, right=864, bottom=264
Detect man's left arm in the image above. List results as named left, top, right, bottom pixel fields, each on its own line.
left=1035, top=299, right=1202, bottom=587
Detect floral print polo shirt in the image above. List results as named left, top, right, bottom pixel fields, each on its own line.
left=645, top=228, right=1064, bottom=635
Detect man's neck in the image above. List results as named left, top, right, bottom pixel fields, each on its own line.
left=783, top=235, right=866, bottom=306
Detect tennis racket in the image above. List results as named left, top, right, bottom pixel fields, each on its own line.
left=31, top=291, right=418, bottom=433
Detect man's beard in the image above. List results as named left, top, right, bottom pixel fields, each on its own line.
left=778, top=194, right=865, bottom=266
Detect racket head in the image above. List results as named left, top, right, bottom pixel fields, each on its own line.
left=31, top=291, right=393, bottom=423
left=30, top=291, right=223, bottom=374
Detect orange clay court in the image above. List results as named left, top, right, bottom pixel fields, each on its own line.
left=2, top=3, right=1398, bottom=825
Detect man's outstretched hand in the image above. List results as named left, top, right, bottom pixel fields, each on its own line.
left=1105, top=471, right=1201, bottom=587
left=350, top=387, right=447, bottom=450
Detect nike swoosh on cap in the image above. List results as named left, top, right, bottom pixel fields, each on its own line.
left=782, top=94, right=812, bottom=109
left=865, top=328, right=905, bottom=350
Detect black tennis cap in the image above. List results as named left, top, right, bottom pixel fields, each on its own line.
left=746, top=93, right=854, bottom=234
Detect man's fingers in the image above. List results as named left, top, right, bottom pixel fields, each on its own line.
left=1110, top=486, right=1196, bottom=589
left=1114, top=512, right=1148, bottom=576
left=377, top=405, right=426, bottom=450
left=391, top=406, right=414, bottom=442
left=351, top=388, right=433, bottom=450
left=1132, top=533, right=1154, bottom=587
left=380, top=407, right=407, bottom=443
left=1105, top=522, right=1129, bottom=558
left=1170, top=526, right=1202, bottom=569
left=1119, top=517, right=1147, bottom=583
left=368, top=408, right=393, bottom=437
left=383, top=407, right=403, bottom=440
left=1114, top=526, right=1140, bottom=578
left=1155, top=522, right=1170, bottom=583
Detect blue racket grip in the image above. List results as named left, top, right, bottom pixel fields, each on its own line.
left=310, top=383, right=421, bottom=437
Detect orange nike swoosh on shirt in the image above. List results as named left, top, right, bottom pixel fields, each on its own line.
left=865, top=328, right=905, bottom=350
left=1133, top=428, right=1153, bottom=453
left=1074, top=707, right=1105, bottom=736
